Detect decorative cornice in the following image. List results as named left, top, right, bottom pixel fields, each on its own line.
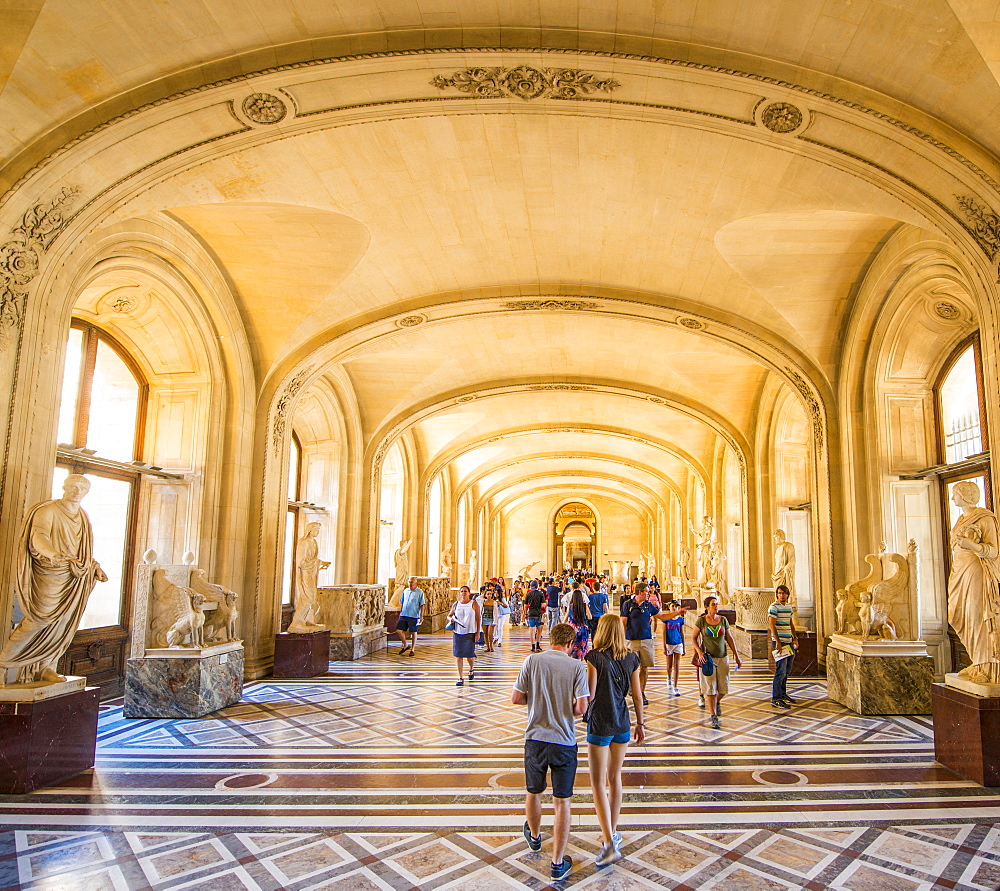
left=502, top=299, right=599, bottom=311
left=933, top=301, right=961, bottom=320
left=0, top=187, right=77, bottom=347
left=272, top=365, right=312, bottom=453
left=955, top=194, right=1000, bottom=261
left=431, top=66, right=620, bottom=101
left=784, top=367, right=825, bottom=450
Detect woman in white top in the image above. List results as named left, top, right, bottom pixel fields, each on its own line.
left=448, top=585, right=481, bottom=686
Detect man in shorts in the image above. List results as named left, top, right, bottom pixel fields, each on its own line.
left=524, top=581, right=545, bottom=652
left=512, top=623, right=590, bottom=881
left=394, top=577, right=424, bottom=655
left=620, top=583, right=659, bottom=705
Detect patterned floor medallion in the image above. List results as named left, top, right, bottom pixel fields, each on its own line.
left=2, top=631, right=999, bottom=889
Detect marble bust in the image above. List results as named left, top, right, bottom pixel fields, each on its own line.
left=289, top=522, right=330, bottom=632
left=0, top=474, right=107, bottom=686
left=947, top=481, right=1000, bottom=683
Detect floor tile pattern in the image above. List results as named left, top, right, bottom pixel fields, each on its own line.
left=2, top=630, right=1000, bottom=890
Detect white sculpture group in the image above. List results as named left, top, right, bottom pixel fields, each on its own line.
left=150, top=567, right=241, bottom=649
left=834, top=541, right=916, bottom=641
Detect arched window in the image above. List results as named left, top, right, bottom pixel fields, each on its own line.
left=54, top=321, right=146, bottom=666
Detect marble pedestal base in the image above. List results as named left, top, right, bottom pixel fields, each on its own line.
left=791, top=632, right=820, bottom=676
left=124, top=645, right=244, bottom=718
left=932, top=683, right=1000, bottom=787
left=330, top=627, right=385, bottom=661
left=274, top=631, right=330, bottom=678
left=419, top=610, right=450, bottom=634
left=732, top=627, right=770, bottom=660
left=384, top=610, right=400, bottom=635
left=0, top=686, right=99, bottom=793
left=826, top=639, right=932, bottom=715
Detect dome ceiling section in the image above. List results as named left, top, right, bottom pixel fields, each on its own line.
left=472, top=472, right=668, bottom=518
left=166, top=202, right=370, bottom=376
left=4, top=0, right=1000, bottom=181
left=341, top=309, right=775, bottom=445
left=103, top=109, right=925, bottom=379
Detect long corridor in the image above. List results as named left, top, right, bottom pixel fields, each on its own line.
left=2, top=629, right=1000, bottom=890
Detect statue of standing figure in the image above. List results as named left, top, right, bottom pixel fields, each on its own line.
left=440, top=542, right=453, bottom=580
left=388, top=539, right=412, bottom=609
left=771, top=529, right=797, bottom=620
left=690, top=515, right=715, bottom=585
left=0, top=475, right=108, bottom=686
left=288, top=522, right=330, bottom=632
left=678, top=546, right=693, bottom=596
left=947, top=481, right=1000, bottom=683
left=467, top=549, right=479, bottom=589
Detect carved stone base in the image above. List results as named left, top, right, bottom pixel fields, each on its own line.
left=932, top=683, right=1000, bottom=787
left=826, top=640, right=933, bottom=715
left=0, top=686, right=99, bottom=793
left=0, top=675, right=86, bottom=702
left=330, top=627, right=386, bottom=661
left=945, top=672, right=1000, bottom=698
left=273, top=631, right=330, bottom=678
left=124, top=647, right=244, bottom=718
left=731, top=627, right=770, bottom=660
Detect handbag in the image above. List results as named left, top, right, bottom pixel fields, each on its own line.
left=445, top=616, right=456, bottom=632
left=701, top=653, right=715, bottom=676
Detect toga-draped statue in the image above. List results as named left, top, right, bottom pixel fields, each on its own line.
left=388, top=539, right=412, bottom=609
left=947, top=481, right=1000, bottom=683
left=440, top=542, right=453, bottom=579
left=288, top=522, right=330, bottom=632
left=771, top=529, right=797, bottom=618
left=0, top=474, right=107, bottom=686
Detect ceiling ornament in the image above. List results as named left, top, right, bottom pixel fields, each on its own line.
left=760, top=101, right=803, bottom=134
left=0, top=187, right=77, bottom=347
left=502, top=299, right=599, bottom=311
left=647, top=396, right=666, bottom=404
left=395, top=314, right=426, bottom=328
left=528, top=384, right=594, bottom=391
left=110, top=293, right=139, bottom=313
left=431, top=66, right=620, bottom=101
left=455, top=395, right=477, bottom=403
left=272, top=366, right=312, bottom=454
left=783, top=367, right=825, bottom=451
left=955, top=195, right=1000, bottom=261
left=242, top=92, right=287, bottom=124
left=677, top=317, right=706, bottom=330
left=933, top=301, right=961, bottom=321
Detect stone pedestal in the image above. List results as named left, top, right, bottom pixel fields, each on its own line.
left=731, top=626, right=770, bottom=660
left=791, top=632, right=820, bottom=676
left=826, top=635, right=933, bottom=715
left=932, top=683, right=1000, bottom=787
left=124, top=643, right=244, bottom=718
left=316, top=584, right=386, bottom=660
left=273, top=630, right=330, bottom=678
left=718, top=608, right=736, bottom=625
left=732, top=587, right=773, bottom=631
left=384, top=609, right=400, bottom=635
left=0, top=686, right=100, bottom=793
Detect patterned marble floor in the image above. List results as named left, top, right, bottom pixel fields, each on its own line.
left=2, top=628, right=1000, bottom=890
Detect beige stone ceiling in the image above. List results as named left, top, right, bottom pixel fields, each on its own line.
left=9, top=0, right=997, bottom=512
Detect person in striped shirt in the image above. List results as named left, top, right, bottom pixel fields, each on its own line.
left=768, top=584, right=800, bottom=708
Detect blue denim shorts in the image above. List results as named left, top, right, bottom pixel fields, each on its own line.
left=526, top=618, right=542, bottom=627
left=586, top=730, right=631, bottom=746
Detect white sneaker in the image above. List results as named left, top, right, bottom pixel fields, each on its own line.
left=595, top=842, right=622, bottom=867
left=698, top=695, right=705, bottom=708
left=611, top=831, right=623, bottom=849
left=673, top=686, right=682, bottom=697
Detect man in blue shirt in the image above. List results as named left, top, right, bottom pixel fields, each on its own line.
left=587, top=585, right=608, bottom=637
left=545, top=577, right=563, bottom=632
left=620, top=583, right=659, bottom=705
left=395, top=577, right=424, bottom=656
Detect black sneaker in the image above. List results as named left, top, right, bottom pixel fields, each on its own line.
left=642, top=696, right=649, bottom=706
left=550, top=856, right=572, bottom=880
left=523, top=821, right=541, bottom=852
left=772, top=699, right=790, bottom=709
left=783, top=696, right=798, bottom=705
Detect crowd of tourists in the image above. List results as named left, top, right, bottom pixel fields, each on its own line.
left=399, top=570, right=803, bottom=880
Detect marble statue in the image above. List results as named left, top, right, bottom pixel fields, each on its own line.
left=166, top=590, right=206, bottom=647
left=647, top=553, right=656, bottom=580
left=0, top=474, right=107, bottom=686
left=190, top=569, right=241, bottom=643
left=440, top=542, right=453, bottom=579
left=771, top=529, right=796, bottom=615
left=516, top=559, right=540, bottom=580
left=638, top=553, right=647, bottom=578
left=706, top=542, right=729, bottom=601
left=468, top=549, right=479, bottom=589
left=290, top=522, right=331, bottom=630
left=387, top=538, right=412, bottom=609
left=678, top=547, right=693, bottom=596
left=837, top=541, right=917, bottom=642
left=691, top=515, right=715, bottom=584
left=947, top=481, right=1000, bottom=683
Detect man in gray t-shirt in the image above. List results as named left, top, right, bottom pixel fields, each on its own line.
left=511, top=623, right=589, bottom=881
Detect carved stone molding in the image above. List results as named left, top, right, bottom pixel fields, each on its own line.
left=395, top=313, right=426, bottom=328
left=431, top=66, right=620, bottom=101
left=272, top=366, right=312, bottom=453
left=759, top=101, right=803, bottom=134
left=677, top=317, right=706, bottom=330
left=784, top=367, right=825, bottom=451
left=527, top=384, right=594, bottom=391
left=956, top=194, right=1000, bottom=260
left=0, top=187, right=77, bottom=344
left=933, top=301, right=961, bottom=321
left=242, top=92, right=287, bottom=124
left=502, top=299, right=599, bottom=311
